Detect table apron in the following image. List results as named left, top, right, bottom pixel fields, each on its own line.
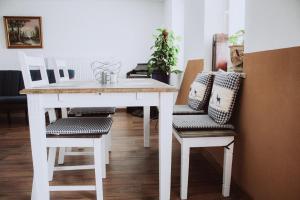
left=38, top=92, right=160, bottom=108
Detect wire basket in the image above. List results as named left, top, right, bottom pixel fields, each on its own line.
left=91, top=61, right=121, bottom=84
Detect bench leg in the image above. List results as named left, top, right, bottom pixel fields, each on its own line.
left=7, top=112, right=11, bottom=125
left=222, top=143, right=234, bottom=197
left=25, top=108, right=29, bottom=125
left=94, top=138, right=104, bottom=200
left=180, top=142, right=190, bottom=200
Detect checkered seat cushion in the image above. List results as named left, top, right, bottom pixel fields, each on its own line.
left=68, top=107, right=116, bottom=116
left=208, top=72, right=241, bottom=124
left=46, top=117, right=112, bottom=137
left=188, top=73, right=214, bottom=111
left=173, top=115, right=234, bottom=131
left=173, top=105, right=205, bottom=115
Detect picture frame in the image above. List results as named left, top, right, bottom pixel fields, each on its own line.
left=212, top=33, right=228, bottom=71
left=3, top=16, right=43, bottom=48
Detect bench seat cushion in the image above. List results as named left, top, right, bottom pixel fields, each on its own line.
left=68, top=107, right=116, bottom=116
left=173, top=115, right=234, bottom=131
left=46, top=117, right=112, bottom=137
left=173, top=105, right=205, bottom=115
left=0, top=96, right=27, bottom=104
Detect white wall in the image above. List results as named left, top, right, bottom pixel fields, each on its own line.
left=184, top=0, right=205, bottom=65
left=0, top=0, right=164, bottom=79
left=228, top=0, right=245, bottom=36
left=245, top=0, right=300, bottom=53
left=203, top=0, right=228, bottom=70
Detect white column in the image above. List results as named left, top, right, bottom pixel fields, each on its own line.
left=159, top=92, right=174, bottom=200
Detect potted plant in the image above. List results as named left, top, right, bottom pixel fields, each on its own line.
left=228, top=30, right=245, bottom=72
left=148, top=29, right=181, bottom=84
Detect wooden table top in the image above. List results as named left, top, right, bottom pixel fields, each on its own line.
left=20, top=79, right=178, bottom=94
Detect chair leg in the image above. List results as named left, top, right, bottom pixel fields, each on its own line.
left=94, top=138, right=104, bottom=200
left=143, top=106, right=150, bottom=147
left=101, top=138, right=106, bottom=178
left=180, top=142, right=190, bottom=200
left=222, top=143, right=234, bottom=197
left=107, top=131, right=112, bottom=152
left=104, top=135, right=109, bottom=165
left=48, top=147, right=57, bottom=181
left=58, top=147, right=66, bottom=165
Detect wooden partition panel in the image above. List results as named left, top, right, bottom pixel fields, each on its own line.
left=207, top=47, right=300, bottom=200
left=176, top=59, right=204, bottom=105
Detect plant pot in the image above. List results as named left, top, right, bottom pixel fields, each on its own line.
left=151, top=71, right=170, bottom=84
left=230, top=45, right=244, bottom=72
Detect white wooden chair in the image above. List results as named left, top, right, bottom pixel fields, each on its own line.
left=52, top=58, right=113, bottom=166
left=172, top=115, right=235, bottom=199
left=19, top=52, right=111, bottom=199
left=172, top=71, right=242, bottom=199
left=53, top=59, right=70, bottom=83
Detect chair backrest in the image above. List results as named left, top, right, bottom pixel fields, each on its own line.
left=53, top=59, right=70, bottom=83
left=18, top=52, right=49, bottom=88
left=176, top=59, right=204, bottom=105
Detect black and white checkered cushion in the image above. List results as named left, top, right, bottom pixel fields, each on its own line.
left=208, top=72, right=241, bottom=124
left=188, top=73, right=213, bottom=111
left=46, top=117, right=112, bottom=136
left=173, top=115, right=234, bottom=131
left=173, top=105, right=205, bottom=115
left=68, top=107, right=116, bottom=116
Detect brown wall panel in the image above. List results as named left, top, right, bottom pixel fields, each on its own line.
left=207, top=47, right=300, bottom=200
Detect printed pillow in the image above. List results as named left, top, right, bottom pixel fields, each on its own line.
left=208, top=72, right=241, bottom=124
left=188, top=73, right=214, bottom=111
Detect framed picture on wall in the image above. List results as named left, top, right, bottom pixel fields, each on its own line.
left=3, top=16, right=43, bottom=48
left=212, top=33, right=228, bottom=71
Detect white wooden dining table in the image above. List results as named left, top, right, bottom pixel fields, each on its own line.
left=20, top=78, right=177, bottom=200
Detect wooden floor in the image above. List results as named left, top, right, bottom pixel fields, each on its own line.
left=0, top=111, right=248, bottom=200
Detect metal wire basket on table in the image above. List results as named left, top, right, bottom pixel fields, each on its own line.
left=91, top=61, right=121, bottom=84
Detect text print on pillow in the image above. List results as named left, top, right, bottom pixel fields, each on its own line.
left=209, top=85, right=234, bottom=112
left=189, top=82, right=206, bottom=101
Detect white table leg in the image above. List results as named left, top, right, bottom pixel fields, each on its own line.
left=28, top=95, right=50, bottom=200
left=31, top=176, right=37, bottom=200
left=222, top=143, right=234, bottom=197
left=143, top=106, right=150, bottom=147
left=159, top=93, right=173, bottom=200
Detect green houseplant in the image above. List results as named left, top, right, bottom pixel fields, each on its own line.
left=148, top=29, right=181, bottom=84
left=228, top=30, right=245, bottom=72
